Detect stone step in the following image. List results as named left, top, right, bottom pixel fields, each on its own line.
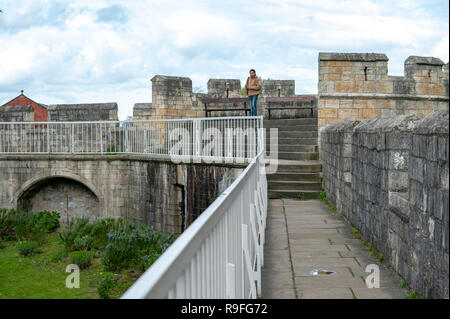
left=266, top=160, right=322, bottom=173
left=265, top=125, right=318, bottom=134
left=278, top=151, right=319, bottom=160
left=267, top=172, right=321, bottom=182
left=265, top=137, right=318, bottom=145
left=265, top=131, right=318, bottom=138
left=269, top=144, right=318, bottom=152
left=268, top=180, right=323, bottom=190
left=268, top=189, right=322, bottom=199
left=264, top=118, right=317, bottom=126
left=263, top=125, right=318, bottom=132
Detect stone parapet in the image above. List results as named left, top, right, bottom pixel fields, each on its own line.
left=318, top=52, right=449, bottom=128
left=319, top=110, right=449, bottom=299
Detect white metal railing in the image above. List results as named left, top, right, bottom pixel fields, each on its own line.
left=0, top=116, right=263, bottom=161
left=121, top=150, right=267, bottom=299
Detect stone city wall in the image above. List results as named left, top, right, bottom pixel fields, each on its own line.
left=0, top=105, right=34, bottom=122
left=48, top=103, right=118, bottom=121
left=133, top=76, right=317, bottom=120
left=319, top=111, right=449, bottom=298
left=0, top=154, right=243, bottom=235
left=318, top=53, right=449, bottom=128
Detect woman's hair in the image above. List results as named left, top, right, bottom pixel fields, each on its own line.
left=249, top=69, right=256, bottom=73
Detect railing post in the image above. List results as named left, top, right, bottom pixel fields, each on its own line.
left=47, top=123, right=50, bottom=153
left=100, top=124, right=103, bottom=153
left=226, top=263, right=236, bottom=299
left=71, top=123, right=74, bottom=153
left=124, top=122, right=129, bottom=153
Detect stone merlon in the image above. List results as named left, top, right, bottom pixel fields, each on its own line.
left=405, top=56, right=445, bottom=66
left=319, top=52, right=389, bottom=62
left=151, top=75, right=193, bottom=93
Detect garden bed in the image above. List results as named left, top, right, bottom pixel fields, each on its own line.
left=0, top=209, right=175, bottom=299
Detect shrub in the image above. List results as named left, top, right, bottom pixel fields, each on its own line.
left=14, top=211, right=47, bottom=244
left=102, top=224, right=175, bottom=271
left=34, top=211, right=60, bottom=233
left=49, top=249, right=68, bottom=263
left=59, top=217, right=91, bottom=251
left=0, top=209, right=16, bottom=240
left=89, top=218, right=133, bottom=249
left=97, top=272, right=117, bottom=299
left=69, top=251, right=92, bottom=269
left=17, top=240, right=42, bottom=257
left=74, top=235, right=94, bottom=251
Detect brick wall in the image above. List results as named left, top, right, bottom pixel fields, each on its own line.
left=2, top=95, right=48, bottom=121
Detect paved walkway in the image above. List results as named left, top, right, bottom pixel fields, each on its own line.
left=261, top=199, right=408, bottom=299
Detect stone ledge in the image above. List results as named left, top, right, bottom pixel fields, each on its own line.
left=319, top=52, right=388, bottom=62
left=318, top=93, right=449, bottom=101
left=0, top=153, right=248, bottom=168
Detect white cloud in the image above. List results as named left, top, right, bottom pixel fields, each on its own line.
left=0, top=0, right=448, bottom=119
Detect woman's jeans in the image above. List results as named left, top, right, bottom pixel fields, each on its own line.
left=248, top=95, right=258, bottom=116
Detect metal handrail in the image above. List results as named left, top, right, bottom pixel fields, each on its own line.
left=0, top=116, right=264, bottom=160
left=121, top=150, right=267, bottom=299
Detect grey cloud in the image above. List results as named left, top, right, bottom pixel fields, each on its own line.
left=0, top=1, right=71, bottom=32
left=96, top=5, right=128, bottom=24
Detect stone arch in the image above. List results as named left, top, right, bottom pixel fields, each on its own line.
left=15, top=171, right=102, bottom=219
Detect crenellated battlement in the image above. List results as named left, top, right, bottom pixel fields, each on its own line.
left=318, top=53, right=449, bottom=128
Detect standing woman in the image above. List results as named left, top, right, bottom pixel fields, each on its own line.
left=245, top=69, right=262, bottom=116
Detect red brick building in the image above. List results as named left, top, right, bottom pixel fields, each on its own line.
left=1, top=90, right=48, bottom=121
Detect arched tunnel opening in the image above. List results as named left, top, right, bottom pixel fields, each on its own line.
left=17, top=177, right=100, bottom=224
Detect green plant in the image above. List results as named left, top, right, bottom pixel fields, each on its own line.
left=89, top=218, right=134, bottom=249
left=34, top=211, right=60, bottom=233
left=17, top=240, right=42, bottom=257
left=59, top=217, right=91, bottom=251
left=317, top=191, right=327, bottom=201
left=49, top=248, right=68, bottom=263
left=14, top=211, right=47, bottom=244
left=404, top=291, right=419, bottom=299
left=399, top=281, right=405, bottom=288
left=0, top=239, right=5, bottom=249
left=102, top=224, right=175, bottom=271
left=69, top=251, right=92, bottom=269
left=0, top=209, right=16, bottom=240
left=378, top=253, right=384, bottom=263
left=74, top=235, right=94, bottom=251
left=318, top=175, right=323, bottom=182
left=106, top=145, right=116, bottom=153
left=298, top=193, right=312, bottom=200
left=279, top=193, right=288, bottom=199
left=97, top=272, right=117, bottom=299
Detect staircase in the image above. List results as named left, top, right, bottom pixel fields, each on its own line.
left=264, top=118, right=322, bottom=199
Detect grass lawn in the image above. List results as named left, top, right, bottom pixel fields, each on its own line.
left=0, top=234, right=143, bottom=299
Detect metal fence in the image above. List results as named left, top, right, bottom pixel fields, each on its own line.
left=0, top=116, right=263, bottom=160
left=121, top=150, right=267, bottom=299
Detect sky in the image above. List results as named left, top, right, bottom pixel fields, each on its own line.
left=0, top=0, right=448, bottom=120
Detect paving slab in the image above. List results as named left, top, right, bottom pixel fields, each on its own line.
left=300, top=288, right=355, bottom=299
left=261, top=198, right=408, bottom=299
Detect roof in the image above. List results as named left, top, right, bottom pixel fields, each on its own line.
left=1, top=92, right=48, bottom=109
